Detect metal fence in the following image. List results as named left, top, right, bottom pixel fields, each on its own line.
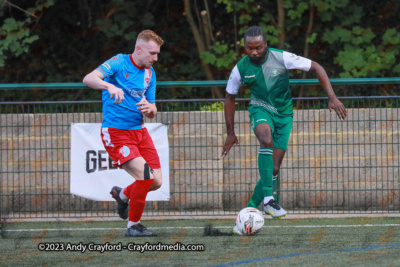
left=1, top=80, right=399, bottom=221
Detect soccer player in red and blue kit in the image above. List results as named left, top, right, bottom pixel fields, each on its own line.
left=83, top=30, right=164, bottom=237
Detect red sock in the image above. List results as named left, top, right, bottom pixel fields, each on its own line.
left=128, top=179, right=154, bottom=222
left=124, top=182, right=135, bottom=197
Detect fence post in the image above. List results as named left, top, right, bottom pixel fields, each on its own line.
left=273, top=173, right=280, bottom=204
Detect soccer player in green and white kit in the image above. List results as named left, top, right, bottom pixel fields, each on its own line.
left=221, top=26, right=347, bottom=232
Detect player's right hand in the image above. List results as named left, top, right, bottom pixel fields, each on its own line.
left=108, top=86, right=125, bottom=104
left=221, top=133, right=239, bottom=158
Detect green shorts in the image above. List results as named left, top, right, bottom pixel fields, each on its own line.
left=249, top=105, right=293, bottom=151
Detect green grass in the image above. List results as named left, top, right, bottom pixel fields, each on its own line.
left=1, top=217, right=400, bottom=266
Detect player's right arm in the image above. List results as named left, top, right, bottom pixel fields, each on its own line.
left=221, top=66, right=241, bottom=157
left=221, top=92, right=239, bottom=157
left=83, top=70, right=124, bottom=104
left=83, top=55, right=125, bottom=104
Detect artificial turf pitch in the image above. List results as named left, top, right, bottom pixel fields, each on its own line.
left=1, top=217, right=400, bottom=266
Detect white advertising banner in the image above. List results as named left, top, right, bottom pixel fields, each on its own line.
left=70, top=123, right=170, bottom=201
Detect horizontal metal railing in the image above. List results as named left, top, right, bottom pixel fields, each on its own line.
left=0, top=77, right=399, bottom=90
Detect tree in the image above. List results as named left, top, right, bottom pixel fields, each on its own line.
left=183, top=0, right=225, bottom=98
left=206, top=0, right=400, bottom=97
left=1, top=0, right=399, bottom=101
left=0, top=0, right=55, bottom=67
left=0, top=0, right=213, bottom=100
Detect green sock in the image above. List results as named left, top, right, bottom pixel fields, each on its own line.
left=247, top=147, right=274, bottom=208
left=247, top=179, right=263, bottom=208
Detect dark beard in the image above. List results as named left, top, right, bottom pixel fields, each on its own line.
left=249, top=50, right=267, bottom=65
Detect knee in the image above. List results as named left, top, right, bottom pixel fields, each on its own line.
left=259, top=139, right=273, bottom=148
left=151, top=170, right=162, bottom=190
left=151, top=178, right=162, bottom=190
left=255, top=124, right=273, bottom=147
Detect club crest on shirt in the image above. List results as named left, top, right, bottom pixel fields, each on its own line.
left=126, top=73, right=130, bottom=79
left=271, top=69, right=279, bottom=76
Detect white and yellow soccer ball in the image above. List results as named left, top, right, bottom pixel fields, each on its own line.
left=235, top=207, right=264, bottom=235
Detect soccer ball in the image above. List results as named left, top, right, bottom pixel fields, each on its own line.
left=235, top=207, right=264, bottom=235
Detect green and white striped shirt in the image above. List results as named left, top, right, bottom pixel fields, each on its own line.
left=226, top=48, right=311, bottom=116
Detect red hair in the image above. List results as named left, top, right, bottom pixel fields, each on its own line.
left=137, top=30, right=164, bottom=46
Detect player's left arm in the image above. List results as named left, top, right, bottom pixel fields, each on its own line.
left=136, top=98, right=157, bottom=119
left=137, top=69, right=157, bottom=119
left=309, top=61, right=347, bottom=120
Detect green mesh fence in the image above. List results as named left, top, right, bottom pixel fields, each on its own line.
left=0, top=88, right=399, bottom=220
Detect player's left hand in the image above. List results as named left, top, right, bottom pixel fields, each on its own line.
left=136, top=98, right=154, bottom=117
left=329, top=97, right=347, bottom=120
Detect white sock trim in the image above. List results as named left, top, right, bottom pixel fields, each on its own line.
left=127, top=221, right=140, bottom=228
left=264, top=196, right=274, bottom=204
left=119, top=188, right=129, bottom=202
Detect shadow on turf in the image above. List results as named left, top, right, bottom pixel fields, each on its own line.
left=203, top=224, right=234, bottom=236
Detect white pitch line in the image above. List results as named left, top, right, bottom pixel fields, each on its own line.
left=3, top=224, right=400, bottom=232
